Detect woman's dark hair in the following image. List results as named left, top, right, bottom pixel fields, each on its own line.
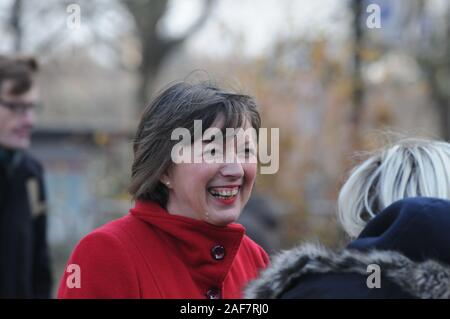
left=129, top=81, right=261, bottom=208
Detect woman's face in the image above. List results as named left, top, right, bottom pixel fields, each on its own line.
left=163, top=119, right=258, bottom=226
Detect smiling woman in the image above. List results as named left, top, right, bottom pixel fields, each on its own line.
left=57, top=81, right=269, bottom=299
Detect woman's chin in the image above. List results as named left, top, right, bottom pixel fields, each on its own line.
left=204, top=206, right=242, bottom=226
left=205, top=194, right=243, bottom=225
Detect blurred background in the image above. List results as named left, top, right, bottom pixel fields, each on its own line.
left=0, top=0, right=448, bottom=296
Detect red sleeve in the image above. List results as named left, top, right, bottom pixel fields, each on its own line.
left=57, top=231, right=140, bottom=299
left=243, top=235, right=271, bottom=270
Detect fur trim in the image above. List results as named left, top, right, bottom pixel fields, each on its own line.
left=244, top=243, right=450, bottom=299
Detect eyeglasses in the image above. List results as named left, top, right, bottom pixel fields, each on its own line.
left=0, top=99, right=42, bottom=115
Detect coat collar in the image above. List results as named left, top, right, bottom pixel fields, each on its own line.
left=0, top=147, right=23, bottom=174
left=244, top=243, right=450, bottom=299
left=245, top=197, right=450, bottom=299
left=129, top=200, right=246, bottom=288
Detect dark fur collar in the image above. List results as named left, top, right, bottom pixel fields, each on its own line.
left=245, top=243, right=450, bottom=299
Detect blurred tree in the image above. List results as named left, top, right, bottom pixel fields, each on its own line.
left=9, top=0, right=23, bottom=52
left=414, top=1, right=450, bottom=140
left=358, top=0, right=450, bottom=140
left=122, top=0, right=216, bottom=109
left=3, top=0, right=105, bottom=56
left=2, top=0, right=216, bottom=111
left=350, top=0, right=365, bottom=150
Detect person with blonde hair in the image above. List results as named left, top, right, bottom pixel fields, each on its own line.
left=246, top=138, right=450, bottom=299
left=339, top=138, right=450, bottom=238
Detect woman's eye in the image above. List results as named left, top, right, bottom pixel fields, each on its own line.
left=245, top=148, right=255, bottom=155
left=204, top=147, right=219, bottom=156
left=238, top=148, right=255, bottom=159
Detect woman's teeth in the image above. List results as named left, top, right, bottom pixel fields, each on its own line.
left=208, top=187, right=239, bottom=199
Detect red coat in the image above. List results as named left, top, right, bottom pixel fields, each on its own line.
left=57, top=200, right=269, bottom=299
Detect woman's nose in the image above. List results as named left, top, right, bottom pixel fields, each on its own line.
left=220, top=162, right=244, bottom=178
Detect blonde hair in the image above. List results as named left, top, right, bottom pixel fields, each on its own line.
left=338, top=138, right=450, bottom=238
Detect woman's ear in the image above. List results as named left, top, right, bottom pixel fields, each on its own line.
left=160, top=173, right=172, bottom=189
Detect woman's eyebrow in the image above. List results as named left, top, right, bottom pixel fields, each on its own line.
left=201, top=130, right=255, bottom=144
left=202, top=135, right=217, bottom=143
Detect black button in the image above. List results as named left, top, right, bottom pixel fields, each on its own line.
left=211, top=244, right=226, bottom=260
left=206, top=288, right=221, bottom=299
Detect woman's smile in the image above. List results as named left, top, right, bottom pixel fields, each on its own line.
left=207, top=185, right=241, bottom=205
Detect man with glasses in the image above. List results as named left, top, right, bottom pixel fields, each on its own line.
left=0, top=55, right=52, bottom=298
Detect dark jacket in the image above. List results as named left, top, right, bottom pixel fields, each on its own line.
left=0, top=148, right=52, bottom=298
left=245, top=197, right=450, bottom=299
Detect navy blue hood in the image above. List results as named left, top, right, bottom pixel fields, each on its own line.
left=245, top=197, right=450, bottom=299
left=348, top=197, right=450, bottom=266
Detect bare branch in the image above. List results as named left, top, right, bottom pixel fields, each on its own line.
left=166, top=0, right=217, bottom=49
